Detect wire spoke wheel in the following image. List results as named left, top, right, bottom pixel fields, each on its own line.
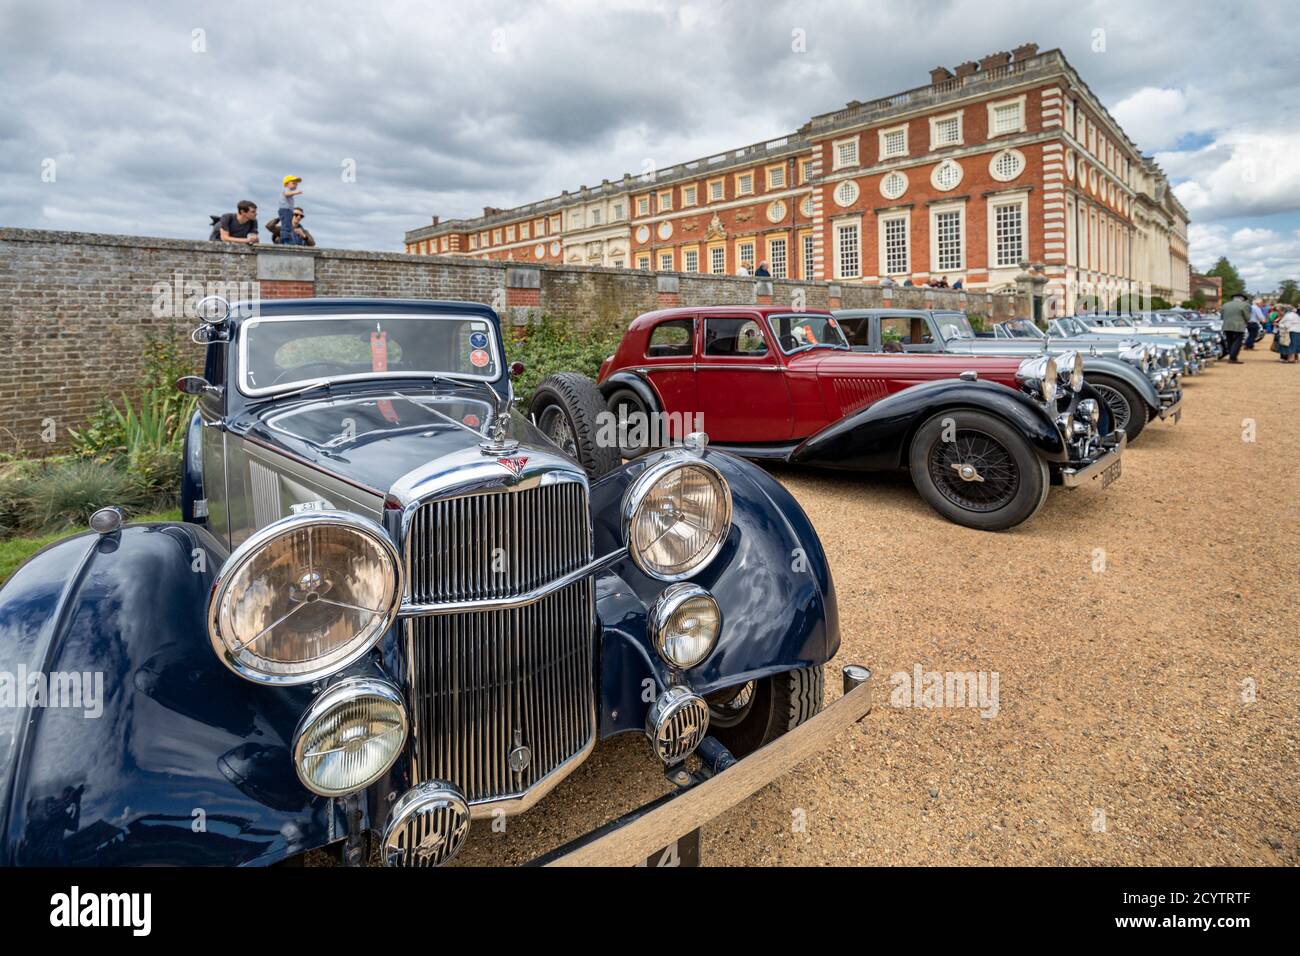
left=927, top=428, right=1021, bottom=513
left=538, top=405, right=578, bottom=460
left=1090, top=382, right=1131, bottom=431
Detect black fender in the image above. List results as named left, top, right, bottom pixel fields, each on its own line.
left=0, top=523, right=335, bottom=866
left=597, top=370, right=661, bottom=413
left=1080, top=355, right=1161, bottom=412
left=180, top=409, right=205, bottom=523
left=790, top=378, right=1066, bottom=472
left=587, top=448, right=839, bottom=737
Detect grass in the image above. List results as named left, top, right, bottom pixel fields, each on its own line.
left=0, top=508, right=181, bottom=588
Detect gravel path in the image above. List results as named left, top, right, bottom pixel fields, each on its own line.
left=418, top=346, right=1299, bottom=866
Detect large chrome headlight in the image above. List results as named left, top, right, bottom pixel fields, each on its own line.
left=1055, top=350, right=1084, bottom=391
left=293, top=676, right=408, bottom=796
left=1120, top=344, right=1150, bottom=372
left=623, top=457, right=732, bottom=581
left=1016, top=355, right=1058, bottom=404
left=209, top=512, right=403, bottom=685
left=649, top=584, right=722, bottom=668
left=1156, top=347, right=1174, bottom=367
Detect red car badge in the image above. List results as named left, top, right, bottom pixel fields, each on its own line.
left=497, top=456, right=528, bottom=476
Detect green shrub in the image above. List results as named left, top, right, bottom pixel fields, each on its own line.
left=13, top=460, right=145, bottom=534
left=67, top=332, right=195, bottom=502
left=967, top=313, right=989, bottom=333
left=504, top=315, right=624, bottom=399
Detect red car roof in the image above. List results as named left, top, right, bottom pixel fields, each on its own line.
left=625, top=304, right=833, bottom=333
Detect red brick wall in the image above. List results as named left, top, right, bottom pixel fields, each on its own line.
left=260, top=279, right=314, bottom=299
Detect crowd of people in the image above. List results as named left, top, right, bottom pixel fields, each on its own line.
left=209, top=175, right=316, bottom=247
left=1219, top=292, right=1299, bottom=363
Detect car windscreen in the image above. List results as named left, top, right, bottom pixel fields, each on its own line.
left=768, top=313, right=849, bottom=352
left=239, top=313, right=500, bottom=396
left=933, top=312, right=975, bottom=341
left=1001, top=319, right=1043, bottom=338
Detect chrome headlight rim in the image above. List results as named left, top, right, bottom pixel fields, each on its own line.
left=292, top=675, right=409, bottom=797
left=1055, top=350, right=1084, bottom=391
left=1016, top=355, right=1058, bottom=404
left=621, top=455, right=733, bottom=582
left=207, top=510, right=404, bottom=686
left=649, top=583, right=723, bottom=669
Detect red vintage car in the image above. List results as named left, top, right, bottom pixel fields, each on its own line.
left=582, top=306, right=1124, bottom=531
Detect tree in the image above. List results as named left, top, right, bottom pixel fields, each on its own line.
left=1204, top=257, right=1245, bottom=300
left=1278, top=279, right=1299, bottom=306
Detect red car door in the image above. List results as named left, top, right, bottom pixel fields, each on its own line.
left=636, top=314, right=699, bottom=440
left=696, top=312, right=793, bottom=442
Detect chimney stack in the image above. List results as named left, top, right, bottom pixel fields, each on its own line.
left=979, top=51, right=1011, bottom=71
left=430, top=215, right=440, bottom=226
left=954, top=60, right=978, bottom=78
left=930, top=66, right=955, bottom=85
left=1012, top=42, right=1039, bottom=61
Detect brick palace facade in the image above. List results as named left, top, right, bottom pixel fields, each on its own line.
left=404, top=44, right=1191, bottom=314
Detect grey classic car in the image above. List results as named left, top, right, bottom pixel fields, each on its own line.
left=833, top=308, right=1183, bottom=442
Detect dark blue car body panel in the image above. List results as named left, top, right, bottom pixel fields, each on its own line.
left=0, top=298, right=839, bottom=866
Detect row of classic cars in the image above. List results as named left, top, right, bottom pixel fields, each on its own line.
left=0, top=294, right=1209, bottom=868
left=0, top=296, right=870, bottom=868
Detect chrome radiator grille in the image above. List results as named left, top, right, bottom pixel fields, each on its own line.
left=403, top=579, right=595, bottom=804
left=402, top=479, right=596, bottom=806
left=406, top=482, right=591, bottom=604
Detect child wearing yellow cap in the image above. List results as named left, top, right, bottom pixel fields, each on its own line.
left=278, top=175, right=303, bottom=245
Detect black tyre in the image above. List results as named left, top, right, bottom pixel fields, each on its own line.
left=908, top=409, right=1050, bottom=532
left=604, top=386, right=654, bottom=459
left=529, top=372, right=620, bottom=480
left=705, top=666, right=824, bottom=758
left=1087, top=376, right=1146, bottom=441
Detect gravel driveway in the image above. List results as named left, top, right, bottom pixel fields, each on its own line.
left=421, top=346, right=1300, bottom=866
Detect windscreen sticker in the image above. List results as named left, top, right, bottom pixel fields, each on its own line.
left=370, top=331, right=389, bottom=372
left=470, top=348, right=490, bottom=368
left=470, top=331, right=488, bottom=349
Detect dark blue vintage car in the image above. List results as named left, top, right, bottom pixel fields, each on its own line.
left=0, top=297, right=870, bottom=867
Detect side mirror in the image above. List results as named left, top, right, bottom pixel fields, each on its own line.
left=509, top=361, right=525, bottom=379
left=177, top=375, right=218, bottom=397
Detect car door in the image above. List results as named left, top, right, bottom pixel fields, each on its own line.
left=696, top=313, right=792, bottom=442
left=637, top=316, right=699, bottom=438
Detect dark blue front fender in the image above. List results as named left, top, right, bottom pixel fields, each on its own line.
left=588, top=447, right=840, bottom=737
left=0, top=523, right=336, bottom=866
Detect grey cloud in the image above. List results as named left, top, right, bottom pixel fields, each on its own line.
left=0, top=0, right=1296, bottom=285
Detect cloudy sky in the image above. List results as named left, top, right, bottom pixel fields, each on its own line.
left=2, top=0, right=1297, bottom=290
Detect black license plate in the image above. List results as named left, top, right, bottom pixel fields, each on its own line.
left=1100, top=458, right=1121, bottom=489
left=637, top=828, right=701, bottom=867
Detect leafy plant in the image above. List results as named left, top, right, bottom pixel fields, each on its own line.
left=67, top=332, right=195, bottom=503
left=504, top=315, right=625, bottom=400
left=966, top=313, right=989, bottom=333
left=11, top=460, right=145, bottom=534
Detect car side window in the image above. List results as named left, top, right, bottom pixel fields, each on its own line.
left=646, top=319, right=694, bottom=358
left=880, top=316, right=933, bottom=351
left=704, top=318, right=768, bottom=357
left=837, top=316, right=872, bottom=347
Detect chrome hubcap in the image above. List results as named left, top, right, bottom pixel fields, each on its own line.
left=952, top=462, right=984, bottom=482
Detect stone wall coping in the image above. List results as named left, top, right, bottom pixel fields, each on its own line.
left=0, top=226, right=994, bottom=303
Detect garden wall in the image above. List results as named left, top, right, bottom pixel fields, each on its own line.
left=0, top=227, right=1022, bottom=452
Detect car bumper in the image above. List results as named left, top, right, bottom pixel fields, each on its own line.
left=532, top=664, right=874, bottom=866
left=1158, top=393, right=1183, bottom=421
left=1060, top=430, right=1126, bottom=488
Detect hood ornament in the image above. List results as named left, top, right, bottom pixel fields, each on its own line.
left=479, top=383, right=520, bottom=456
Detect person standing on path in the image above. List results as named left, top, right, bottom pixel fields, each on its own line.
left=1277, top=306, right=1300, bottom=363
left=278, top=175, right=304, bottom=246
left=1220, top=292, right=1250, bottom=363
left=1246, top=297, right=1266, bottom=349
